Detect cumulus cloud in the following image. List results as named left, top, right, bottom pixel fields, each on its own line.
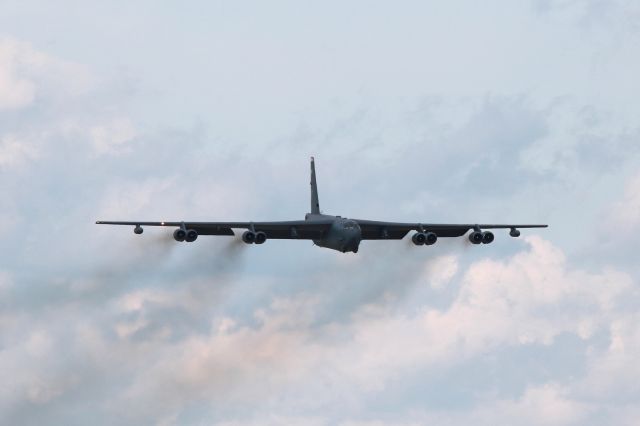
left=0, top=37, right=92, bottom=110
left=424, top=255, right=458, bottom=290
left=2, top=237, right=628, bottom=425
left=0, top=55, right=35, bottom=110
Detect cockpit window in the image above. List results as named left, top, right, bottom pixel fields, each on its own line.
left=344, top=220, right=358, bottom=229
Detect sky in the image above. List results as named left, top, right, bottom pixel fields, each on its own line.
left=1, top=0, right=640, bottom=424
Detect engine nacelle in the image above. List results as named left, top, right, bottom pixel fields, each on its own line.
left=510, top=228, right=521, bottom=238
left=185, top=229, right=198, bottom=242
left=469, top=231, right=483, bottom=244
left=254, top=231, right=267, bottom=244
left=412, top=232, right=427, bottom=245
left=425, top=232, right=437, bottom=245
left=482, top=231, right=494, bottom=244
left=173, top=229, right=186, bottom=242
left=242, top=230, right=256, bottom=244
left=134, top=225, right=143, bottom=235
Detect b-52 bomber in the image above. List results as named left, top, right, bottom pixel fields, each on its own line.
left=97, top=158, right=547, bottom=253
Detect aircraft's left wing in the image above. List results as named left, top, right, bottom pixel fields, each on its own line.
left=354, top=219, right=547, bottom=240
left=95, top=220, right=334, bottom=240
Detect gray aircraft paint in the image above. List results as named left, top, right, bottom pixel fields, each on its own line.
left=97, top=158, right=547, bottom=253
left=310, top=156, right=321, bottom=215
left=305, top=157, right=362, bottom=252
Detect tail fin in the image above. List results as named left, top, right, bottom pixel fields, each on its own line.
left=310, top=157, right=320, bottom=214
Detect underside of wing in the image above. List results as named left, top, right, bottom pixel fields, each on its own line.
left=425, top=226, right=470, bottom=237
left=186, top=225, right=235, bottom=236
left=244, top=221, right=332, bottom=239
left=356, top=221, right=413, bottom=240
left=354, top=219, right=547, bottom=240
left=356, top=223, right=469, bottom=239
left=96, top=220, right=333, bottom=240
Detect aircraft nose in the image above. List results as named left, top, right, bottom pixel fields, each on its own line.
left=346, top=227, right=361, bottom=252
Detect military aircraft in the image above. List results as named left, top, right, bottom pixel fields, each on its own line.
left=96, top=158, right=547, bottom=253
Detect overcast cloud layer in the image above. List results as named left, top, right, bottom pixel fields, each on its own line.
left=1, top=1, right=640, bottom=425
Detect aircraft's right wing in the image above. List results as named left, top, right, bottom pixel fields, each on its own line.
left=95, top=219, right=334, bottom=240
left=354, top=220, right=547, bottom=240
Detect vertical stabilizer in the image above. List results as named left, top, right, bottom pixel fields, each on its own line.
left=310, top=157, right=320, bottom=214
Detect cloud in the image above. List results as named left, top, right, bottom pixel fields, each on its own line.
left=0, top=46, right=35, bottom=110
left=0, top=37, right=92, bottom=111
left=424, top=254, right=459, bottom=290
left=533, top=0, right=640, bottom=30
left=464, top=384, right=590, bottom=426
left=0, top=236, right=622, bottom=425
left=1, top=2, right=640, bottom=422
left=0, top=133, right=39, bottom=168
left=608, top=173, right=640, bottom=232
left=89, top=117, right=137, bottom=156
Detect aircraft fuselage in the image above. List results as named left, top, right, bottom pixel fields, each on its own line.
left=305, top=213, right=361, bottom=253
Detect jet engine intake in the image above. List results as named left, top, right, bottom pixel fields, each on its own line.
left=425, top=232, right=437, bottom=245
left=412, top=232, right=427, bottom=245
left=482, top=231, right=494, bottom=244
left=469, top=231, right=483, bottom=244
left=510, top=228, right=521, bottom=238
left=242, top=230, right=256, bottom=244
left=185, top=229, right=198, bottom=242
left=134, top=225, right=143, bottom=235
left=173, top=229, right=186, bottom=242
left=254, top=231, right=267, bottom=244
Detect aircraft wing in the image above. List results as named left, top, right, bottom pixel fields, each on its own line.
left=95, top=220, right=334, bottom=239
left=354, top=219, right=548, bottom=240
